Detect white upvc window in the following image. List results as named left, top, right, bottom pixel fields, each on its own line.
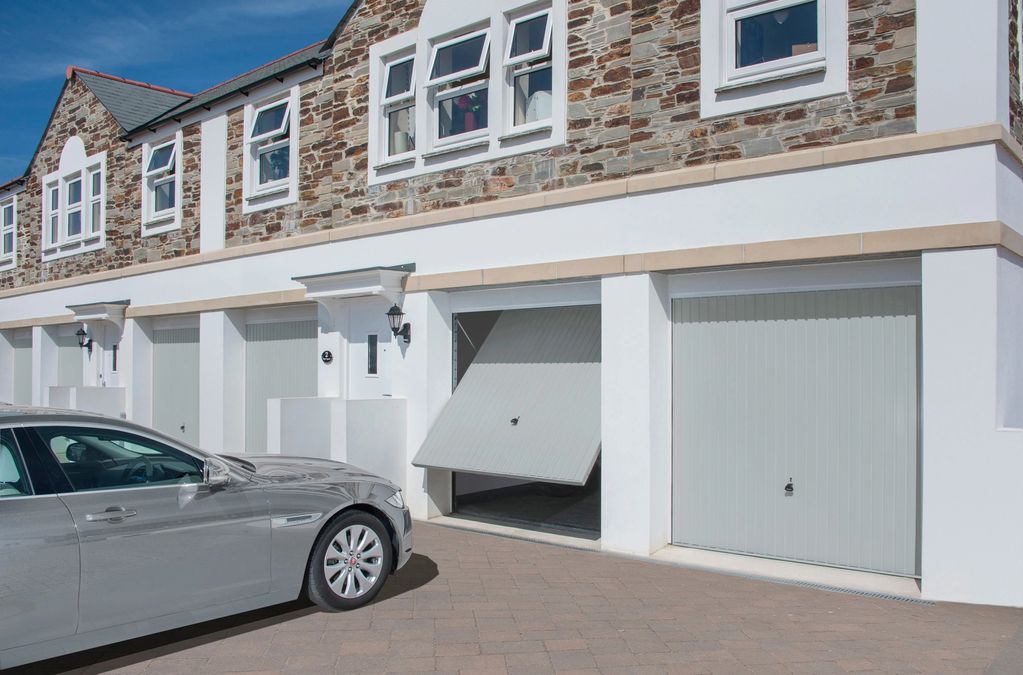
left=141, top=133, right=182, bottom=236
left=505, top=7, right=554, bottom=133
left=382, top=54, right=417, bottom=160
left=700, top=0, right=847, bottom=118
left=427, top=27, right=493, bottom=146
left=42, top=138, right=106, bottom=262
left=369, top=1, right=567, bottom=184
left=0, top=195, right=16, bottom=271
left=242, top=86, right=300, bottom=212
left=723, top=0, right=825, bottom=87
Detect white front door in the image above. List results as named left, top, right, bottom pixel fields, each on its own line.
left=347, top=300, right=395, bottom=399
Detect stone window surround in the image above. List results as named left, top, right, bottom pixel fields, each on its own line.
left=367, top=0, right=567, bottom=186
left=42, top=137, right=106, bottom=263
left=241, top=84, right=300, bottom=215
left=700, top=0, right=849, bottom=118
left=141, top=131, right=184, bottom=237
left=0, top=194, right=16, bottom=272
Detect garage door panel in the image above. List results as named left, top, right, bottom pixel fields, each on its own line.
left=672, top=287, right=919, bottom=576
left=153, top=327, right=200, bottom=445
left=244, top=320, right=317, bottom=454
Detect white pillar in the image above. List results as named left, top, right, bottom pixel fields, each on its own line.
left=32, top=325, right=59, bottom=406
left=917, top=0, right=1009, bottom=132
left=199, top=114, right=228, bottom=253
left=400, top=291, right=453, bottom=519
left=199, top=310, right=246, bottom=454
left=0, top=330, right=13, bottom=404
left=600, top=273, right=672, bottom=555
left=122, top=318, right=153, bottom=425
left=920, top=247, right=1023, bottom=607
left=316, top=301, right=348, bottom=399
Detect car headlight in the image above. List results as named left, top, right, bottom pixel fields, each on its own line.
left=385, top=489, right=405, bottom=509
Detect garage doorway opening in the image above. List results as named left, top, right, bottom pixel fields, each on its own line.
left=416, top=306, right=602, bottom=541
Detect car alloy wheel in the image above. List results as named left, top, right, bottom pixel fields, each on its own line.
left=306, top=510, right=393, bottom=611
left=323, top=523, right=385, bottom=599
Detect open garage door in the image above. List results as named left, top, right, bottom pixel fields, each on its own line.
left=414, top=305, right=600, bottom=486
left=153, top=327, right=200, bottom=445
left=244, top=320, right=317, bottom=453
left=672, top=286, right=920, bottom=576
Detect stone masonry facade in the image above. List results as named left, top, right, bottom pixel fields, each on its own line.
left=2, top=0, right=917, bottom=281
left=0, top=77, right=201, bottom=290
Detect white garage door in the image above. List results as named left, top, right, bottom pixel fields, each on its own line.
left=244, top=320, right=317, bottom=453
left=56, top=333, right=83, bottom=387
left=12, top=337, right=32, bottom=405
left=672, top=286, right=919, bottom=577
left=153, top=327, right=200, bottom=446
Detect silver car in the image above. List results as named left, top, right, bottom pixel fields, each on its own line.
left=0, top=405, right=413, bottom=669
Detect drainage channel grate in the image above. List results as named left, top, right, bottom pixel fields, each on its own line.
left=759, top=577, right=933, bottom=605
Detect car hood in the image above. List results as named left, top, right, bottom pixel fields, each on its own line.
left=218, top=453, right=398, bottom=490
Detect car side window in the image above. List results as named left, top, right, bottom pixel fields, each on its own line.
left=0, top=429, right=32, bottom=498
left=34, top=426, right=203, bottom=492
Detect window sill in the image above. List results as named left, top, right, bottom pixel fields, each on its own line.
left=374, top=155, right=417, bottom=171
left=422, top=137, right=491, bottom=159
left=246, top=185, right=291, bottom=201
left=716, top=64, right=827, bottom=93
left=142, top=214, right=180, bottom=237
left=499, top=123, right=553, bottom=142
left=0, top=257, right=14, bottom=271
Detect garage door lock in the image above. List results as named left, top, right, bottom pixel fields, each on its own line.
left=784, top=479, right=794, bottom=496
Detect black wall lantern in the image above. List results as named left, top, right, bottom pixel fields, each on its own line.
left=386, top=304, right=411, bottom=344
left=75, top=327, right=93, bottom=355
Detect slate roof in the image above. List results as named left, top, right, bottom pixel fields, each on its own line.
left=133, top=41, right=327, bottom=134
left=72, top=69, right=192, bottom=132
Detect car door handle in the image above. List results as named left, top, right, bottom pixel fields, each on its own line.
left=85, top=507, right=138, bottom=523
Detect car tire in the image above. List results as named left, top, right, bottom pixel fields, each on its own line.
left=306, top=510, right=393, bottom=611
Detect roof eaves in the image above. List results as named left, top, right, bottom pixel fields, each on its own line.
left=126, top=42, right=327, bottom=137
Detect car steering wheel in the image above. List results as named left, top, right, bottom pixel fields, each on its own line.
left=121, top=456, right=154, bottom=484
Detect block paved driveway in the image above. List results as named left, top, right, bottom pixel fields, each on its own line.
left=25, top=522, right=1023, bottom=674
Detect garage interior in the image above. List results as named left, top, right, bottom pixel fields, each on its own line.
left=414, top=306, right=602, bottom=540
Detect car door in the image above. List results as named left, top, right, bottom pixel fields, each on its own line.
left=0, top=427, right=80, bottom=651
left=27, top=424, right=272, bottom=635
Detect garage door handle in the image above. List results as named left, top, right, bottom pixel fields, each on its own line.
left=86, top=507, right=138, bottom=523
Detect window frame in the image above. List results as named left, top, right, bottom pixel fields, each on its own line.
left=32, top=423, right=207, bottom=495
left=41, top=143, right=106, bottom=262
left=504, top=8, right=553, bottom=68
left=141, top=134, right=182, bottom=234
left=722, top=0, right=826, bottom=87
left=0, top=194, right=16, bottom=270
left=0, top=428, right=33, bottom=499
left=242, top=86, right=300, bottom=211
left=434, top=78, right=491, bottom=146
left=382, top=55, right=417, bottom=106
left=425, top=28, right=492, bottom=89
left=248, top=99, right=292, bottom=145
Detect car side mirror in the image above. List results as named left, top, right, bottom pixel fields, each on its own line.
left=66, top=443, right=87, bottom=463
left=203, top=457, right=231, bottom=488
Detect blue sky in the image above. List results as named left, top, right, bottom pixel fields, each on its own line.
left=0, top=0, right=354, bottom=184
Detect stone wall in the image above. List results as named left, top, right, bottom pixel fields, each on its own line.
left=221, top=0, right=917, bottom=246
left=1011, top=0, right=1022, bottom=147
left=0, top=76, right=201, bottom=288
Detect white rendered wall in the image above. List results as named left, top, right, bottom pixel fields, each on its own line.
left=917, top=0, right=1009, bottom=132
left=199, top=115, right=228, bottom=253
left=199, top=310, right=246, bottom=454
left=0, top=146, right=998, bottom=324
left=400, top=291, right=453, bottom=519
left=0, top=330, right=13, bottom=403
left=600, top=273, right=672, bottom=555
left=32, top=326, right=58, bottom=406
left=123, top=318, right=153, bottom=426
left=920, top=247, right=1023, bottom=607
